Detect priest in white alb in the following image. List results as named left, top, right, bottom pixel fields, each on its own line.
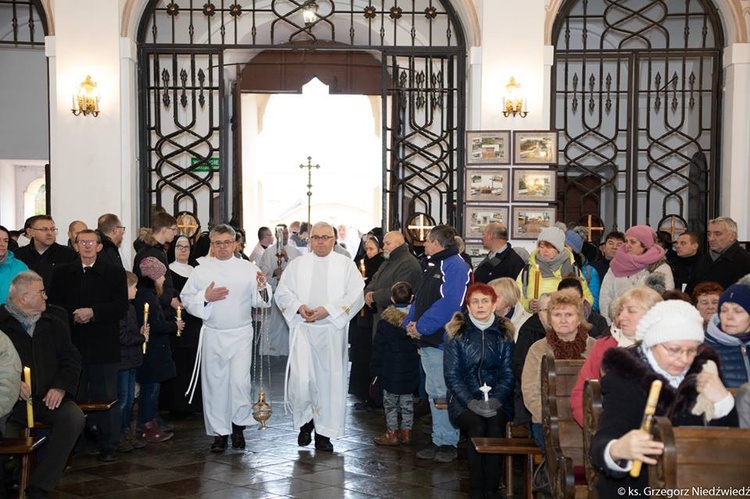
left=275, top=221, right=364, bottom=452
left=180, top=224, right=272, bottom=453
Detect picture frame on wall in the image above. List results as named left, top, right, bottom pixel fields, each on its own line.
left=512, top=168, right=557, bottom=202
left=464, top=242, right=486, bottom=267
left=466, top=130, right=511, bottom=165
left=511, top=205, right=556, bottom=239
left=513, top=130, right=558, bottom=165
left=465, top=206, right=510, bottom=238
left=466, top=168, right=510, bottom=203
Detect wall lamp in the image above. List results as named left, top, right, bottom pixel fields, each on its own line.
left=302, top=1, right=318, bottom=26
left=502, top=76, right=528, bottom=118
left=71, top=75, right=100, bottom=117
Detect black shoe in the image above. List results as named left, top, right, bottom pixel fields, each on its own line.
left=210, top=435, right=228, bottom=453
left=25, top=485, right=50, bottom=498
left=298, top=420, right=314, bottom=447
left=314, top=433, right=333, bottom=452
left=97, top=451, right=117, bottom=463
left=231, top=423, right=246, bottom=449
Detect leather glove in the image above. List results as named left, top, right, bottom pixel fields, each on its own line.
left=487, top=398, right=501, bottom=411
left=468, top=399, right=497, bottom=418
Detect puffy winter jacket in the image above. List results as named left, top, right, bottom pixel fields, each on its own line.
left=444, top=313, right=515, bottom=424
left=705, top=314, right=750, bottom=387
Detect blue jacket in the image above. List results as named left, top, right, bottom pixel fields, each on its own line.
left=371, top=305, right=420, bottom=395
left=443, top=313, right=515, bottom=424
left=705, top=314, right=750, bottom=387
left=403, top=246, right=471, bottom=348
left=0, top=252, right=28, bottom=305
left=580, top=258, right=601, bottom=312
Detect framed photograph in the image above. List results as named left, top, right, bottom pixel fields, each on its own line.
left=466, top=168, right=510, bottom=202
left=465, top=206, right=509, bottom=239
left=512, top=206, right=556, bottom=239
left=466, top=130, right=511, bottom=165
left=512, top=168, right=557, bottom=202
left=464, top=242, right=486, bottom=267
left=513, top=130, right=558, bottom=165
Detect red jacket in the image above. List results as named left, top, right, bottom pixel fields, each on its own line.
left=570, top=335, right=617, bottom=426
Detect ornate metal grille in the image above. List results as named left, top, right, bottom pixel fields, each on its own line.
left=0, top=0, right=46, bottom=46
left=553, top=0, right=723, bottom=234
left=138, top=0, right=465, bottom=229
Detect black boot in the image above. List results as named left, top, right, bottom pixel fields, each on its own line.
left=210, top=435, right=228, bottom=453
left=314, top=433, right=333, bottom=452
left=298, top=420, right=314, bottom=447
left=231, top=423, right=246, bottom=449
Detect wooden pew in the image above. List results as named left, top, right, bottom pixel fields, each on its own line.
left=540, top=356, right=587, bottom=499
left=22, top=399, right=117, bottom=438
left=649, top=416, right=750, bottom=492
left=582, top=379, right=602, bottom=499
left=0, top=436, right=47, bottom=499
left=472, top=431, right=542, bottom=499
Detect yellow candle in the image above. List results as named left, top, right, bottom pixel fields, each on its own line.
left=359, top=259, right=366, bottom=278
left=143, top=303, right=149, bottom=353
left=533, top=264, right=540, bottom=300
left=176, top=307, right=183, bottom=337
left=23, top=366, right=33, bottom=428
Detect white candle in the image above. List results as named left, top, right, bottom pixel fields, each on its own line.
left=480, top=383, right=491, bottom=402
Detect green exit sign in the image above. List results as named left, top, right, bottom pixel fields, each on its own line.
left=190, top=157, right=220, bottom=172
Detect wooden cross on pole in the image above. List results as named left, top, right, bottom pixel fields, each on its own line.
left=582, top=214, right=605, bottom=242
left=658, top=215, right=687, bottom=241
left=407, top=213, right=435, bottom=243
left=299, top=156, right=320, bottom=228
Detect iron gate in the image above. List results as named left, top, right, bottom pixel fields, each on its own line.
left=552, top=0, right=723, bottom=234
left=137, top=0, right=466, bottom=230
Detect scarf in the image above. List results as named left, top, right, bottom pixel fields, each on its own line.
left=469, top=313, right=495, bottom=331
left=5, top=300, right=40, bottom=337
left=169, top=260, right=194, bottom=279
left=610, top=327, right=636, bottom=348
left=643, top=345, right=687, bottom=388
left=536, top=248, right=577, bottom=278
left=545, top=324, right=589, bottom=359
left=609, top=244, right=666, bottom=278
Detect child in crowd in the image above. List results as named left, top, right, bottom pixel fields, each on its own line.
left=136, top=257, right=183, bottom=443
left=117, top=271, right=148, bottom=452
left=371, top=281, right=420, bottom=445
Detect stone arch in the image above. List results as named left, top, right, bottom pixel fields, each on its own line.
left=544, top=0, right=745, bottom=44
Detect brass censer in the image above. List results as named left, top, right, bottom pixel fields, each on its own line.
left=252, top=283, right=272, bottom=429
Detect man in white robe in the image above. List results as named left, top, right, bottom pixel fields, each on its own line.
left=249, top=226, right=273, bottom=264
left=257, top=224, right=301, bottom=356
left=181, top=224, right=272, bottom=453
left=275, top=221, right=364, bottom=451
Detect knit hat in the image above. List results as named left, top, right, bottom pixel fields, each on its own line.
left=625, top=225, right=657, bottom=250
left=139, top=256, right=167, bottom=281
left=537, top=226, right=566, bottom=253
left=718, top=283, right=750, bottom=316
left=635, top=300, right=705, bottom=348
left=565, top=230, right=584, bottom=254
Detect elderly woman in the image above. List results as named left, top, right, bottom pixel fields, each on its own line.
left=521, top=288, right=596, bottom=447
left=0, top=225, right=28, bottom=305
left=489, top=277, right=531, bottom=338
left=599, top=225, right=675, bottom=323
left=444, top=283, right=515, bottom=498
left=516, top=226, right=594, bottom=313
left=692, top=281, right=723, bottom=329
left=569, top=286, right=663, bottom=426
left=705, top=278, right=750, bottom=387
left=591, top=300, right=737, bottom=497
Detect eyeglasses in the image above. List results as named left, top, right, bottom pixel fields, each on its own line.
left=210, top=240, right=234, bottom=247
left=32, top=227, right=58, bottom=233
left=117, top=226, right=126, bottom=232
left=76, top=240, right=98, bottom=246
left=175, top=244, right=190, bottom=250
left=310, top=235, right=334, bottom=241
left=25, top=289, right=46, bottom=298
left=659, top=344, right=699, bottom=359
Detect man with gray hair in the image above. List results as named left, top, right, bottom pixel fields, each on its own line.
left=275, top=222, right=364, bottom=452
left=0, top=271, right=84, bottom=498
left=686, top=216, right=750, bottom=294
left=474, top=222, right=525, bottom=284
left=181, top=224, right=273, bottom=453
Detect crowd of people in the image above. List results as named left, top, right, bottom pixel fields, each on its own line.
left=1, top=212, right=750, bottom=498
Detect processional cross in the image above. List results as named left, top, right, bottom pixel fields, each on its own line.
left=299, top=156, right=320, bottom=228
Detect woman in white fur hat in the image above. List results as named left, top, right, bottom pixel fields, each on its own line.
left=590, top=299, right=738, bottom=498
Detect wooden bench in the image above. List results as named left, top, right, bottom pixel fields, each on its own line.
left=472, top=430, right=543, bottom=499
left=22, top=399, right=117, bottom=438
left=0, top=436, right=47, bottom=499
left=582, top=379, right=602, bottom=499
left=648, top=416, right=750, bottom=491
left=541, top=356, right=587, bottom=499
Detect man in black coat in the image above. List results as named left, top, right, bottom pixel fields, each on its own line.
left=1, top=271, right=84, bottom=499
left=95, top=213, right=126, bottom=268
left=133, top=212, right=180, bottom=313
left=48, top=229, right=128, bottom=462
left=685, top=216, right=750, bottom=294
left=473, top=222, right=525, bottom=284
left=14, top=215, right=77, bottom=289
left=670, top=231, right=702, bottom=291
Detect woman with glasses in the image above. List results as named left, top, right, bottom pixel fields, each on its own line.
left=692, top=281, right=723, bottom=330
left=705, top=278, right=750, bottom=387
left=591, top=300, right=737, bottom=498
left=0, top=225, right=28, bottom=305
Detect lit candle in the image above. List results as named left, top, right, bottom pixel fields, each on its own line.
left=143, top=303, right=149, bottom=353
left=176, top=306, right=182, bottom=337
left=23, top=367, right=33, bottom=428
left=479, top=383, right=491, bottom=402
left=359, top=259, right=366, bottom=278
left=533, top=264, right=540, bottom=300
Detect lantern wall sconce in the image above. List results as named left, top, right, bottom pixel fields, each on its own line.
left=502, top=76, right=528, bottom=118
left=302, top=1, right=318, bottom=26
left=71, top=75, right=100, bottom=117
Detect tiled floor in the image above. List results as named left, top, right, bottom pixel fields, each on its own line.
left=30, top=356, right=522, bottom=499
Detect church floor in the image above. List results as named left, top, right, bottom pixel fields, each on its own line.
left=43, top=356, right=516, bottom=499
